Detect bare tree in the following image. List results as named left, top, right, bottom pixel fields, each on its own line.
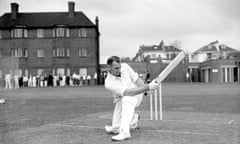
left=170, top=40, right=182, bottom=50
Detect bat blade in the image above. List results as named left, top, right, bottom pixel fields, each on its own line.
left=156, top=51, right=186, bottom=83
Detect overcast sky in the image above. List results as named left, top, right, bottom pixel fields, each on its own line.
left=0, top=0, right=240, bottom=63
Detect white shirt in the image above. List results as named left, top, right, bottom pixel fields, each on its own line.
left=94, top=73, right=97, bottom=79
left=105, top=63, right=139, bottom=103
left=87, top=75, right=91, bottom=80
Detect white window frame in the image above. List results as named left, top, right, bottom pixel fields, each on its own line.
left=67, top=48, right=70, bottom=57
left=79, top=28, right=87, bottom=37
left=37, top=29, right=44, bottom=38
left=79, top=68, right=87, bottom=76
left=11, top=48, right=23, bottom=57
left=37, top=48, right=44, bottom=57
left=11, top=28, right=28, bottom=38
left=56, top=48, right=65, bottom=57
left=79, top=48, right=87, bottom=57
left=18, top=48, right=23, bottom=57
left=66, top=28, right=70, bottom=37
left=37, top=69, right=44, bottom=76
left=56, top=27, right=65, bottom=37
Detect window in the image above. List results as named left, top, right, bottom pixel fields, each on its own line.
left=37, top=69, right=44, bottom=76
left=56, top=28, right=65, bottom=37
left=66, top=48, right=70, bottom=57
left=207, top=53, right=212, bottom=59
left=37, top=29, right=44, bottom=38
left=11, top=48, right=23, bottom=57
left=18, top=48, right=23, bottom=57
left=23, top=49, right=28, bottom=57
left=11, top=28, right=27, bottom=38
left=0, top=30, right=2, bottom=39
left=66, top=28, right=70, bottom=37
left=79, top=28, right=87, bottom=37
left=79, top=48, right=87, bottom=57
left=53, top=27, right=70, bottom=37
left=56, top=48, right=65, bottom=57
left=37, top=49, right=44, bottom=57
left=79, top=68, right=87, bottom=76
left=53, top=48, right=68, bottom=57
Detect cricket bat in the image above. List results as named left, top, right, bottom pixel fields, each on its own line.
left=155, top=51, right=186, bottom=83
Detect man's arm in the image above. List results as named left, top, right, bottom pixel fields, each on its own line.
left=123, top=77, right=160, bottom=96
left=122, top=84, right=149, bottom=96
left=135, top=78, right=145, bottom=87
left=122, top=78, right=148, bottom=96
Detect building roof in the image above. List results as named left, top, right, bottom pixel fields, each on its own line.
left=194, top=40, right=238, bottom=54
left=140, top=45, right=181, bottom=53
left=0, top=12, right=95, bottom=28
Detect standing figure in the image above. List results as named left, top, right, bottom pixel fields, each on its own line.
left=14, top=74, right=19, bottom=89
left=5, top=73, right=12, bottom=89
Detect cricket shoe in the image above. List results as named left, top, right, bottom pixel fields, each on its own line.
left=104, top=125, right=119, bottom=134
left=111, top=132, right=131, bottom=141
left=130, top=113, right=140, bottom=129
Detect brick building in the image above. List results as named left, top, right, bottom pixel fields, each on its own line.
left=0, top=2, right=100, bottom=83
left=188, top=41, right=240, bottom=83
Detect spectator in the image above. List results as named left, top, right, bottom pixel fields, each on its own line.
left=5, top=73, right=12, bottom=89
left=93, top=72, right=98, bottom=85
left=23, top=75, right=28, bottom=87
left=14, top=74, right=19, bottom=89
left=48, top=73, right=53, bottom=87
left=53, top=74, right=57, bottom=87
left=28, top=75, right=33, bottom=88
left=82, top=73, right=86, bottom=86
left=32, top=75, right=36, bottom=87
left=87, top=74, right=91, bottom=85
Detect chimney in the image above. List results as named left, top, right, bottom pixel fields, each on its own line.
left=68, top=1, right=75, bottom=17
left=11, top=3, right=19, bottom=19
left=95, top=16, right=99, bottom=28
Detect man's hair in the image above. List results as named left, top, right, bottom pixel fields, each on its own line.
left=106, top=56, right=120, bottom=65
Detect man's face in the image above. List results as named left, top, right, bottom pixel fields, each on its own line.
left=109, top=61, right=121, bottom=77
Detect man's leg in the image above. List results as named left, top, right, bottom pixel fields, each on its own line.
left=112, top=96, right=137, bottom=141
left=130, top=94, right=143, bottom=129
left=105, top=101, right=121, bottom=134
left=112, top=101, right=122, bottom=128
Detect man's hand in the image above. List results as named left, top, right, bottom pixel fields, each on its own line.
left=148, top=79, right=159, bottom=90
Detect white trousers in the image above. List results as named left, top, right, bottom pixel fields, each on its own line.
left=5, top=79, right=12, bottom=89
left=112, top=95, right=142, bottom=135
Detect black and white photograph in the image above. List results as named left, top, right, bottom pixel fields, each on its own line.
left=0, top=0, right=240, bottom=143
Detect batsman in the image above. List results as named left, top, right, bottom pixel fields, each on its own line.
left=104, top=56, right=159, bottom=141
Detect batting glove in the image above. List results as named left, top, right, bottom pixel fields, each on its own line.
left=149, top=79, right=159, bottom=90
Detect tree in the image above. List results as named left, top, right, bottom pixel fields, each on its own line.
left=170, top=40, right=182, bottom=50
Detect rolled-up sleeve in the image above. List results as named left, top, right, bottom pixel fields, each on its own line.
left=123, top=63, right=139, bottom=83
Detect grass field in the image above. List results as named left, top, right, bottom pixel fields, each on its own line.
left=0, top=83, right=240, bottom=144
